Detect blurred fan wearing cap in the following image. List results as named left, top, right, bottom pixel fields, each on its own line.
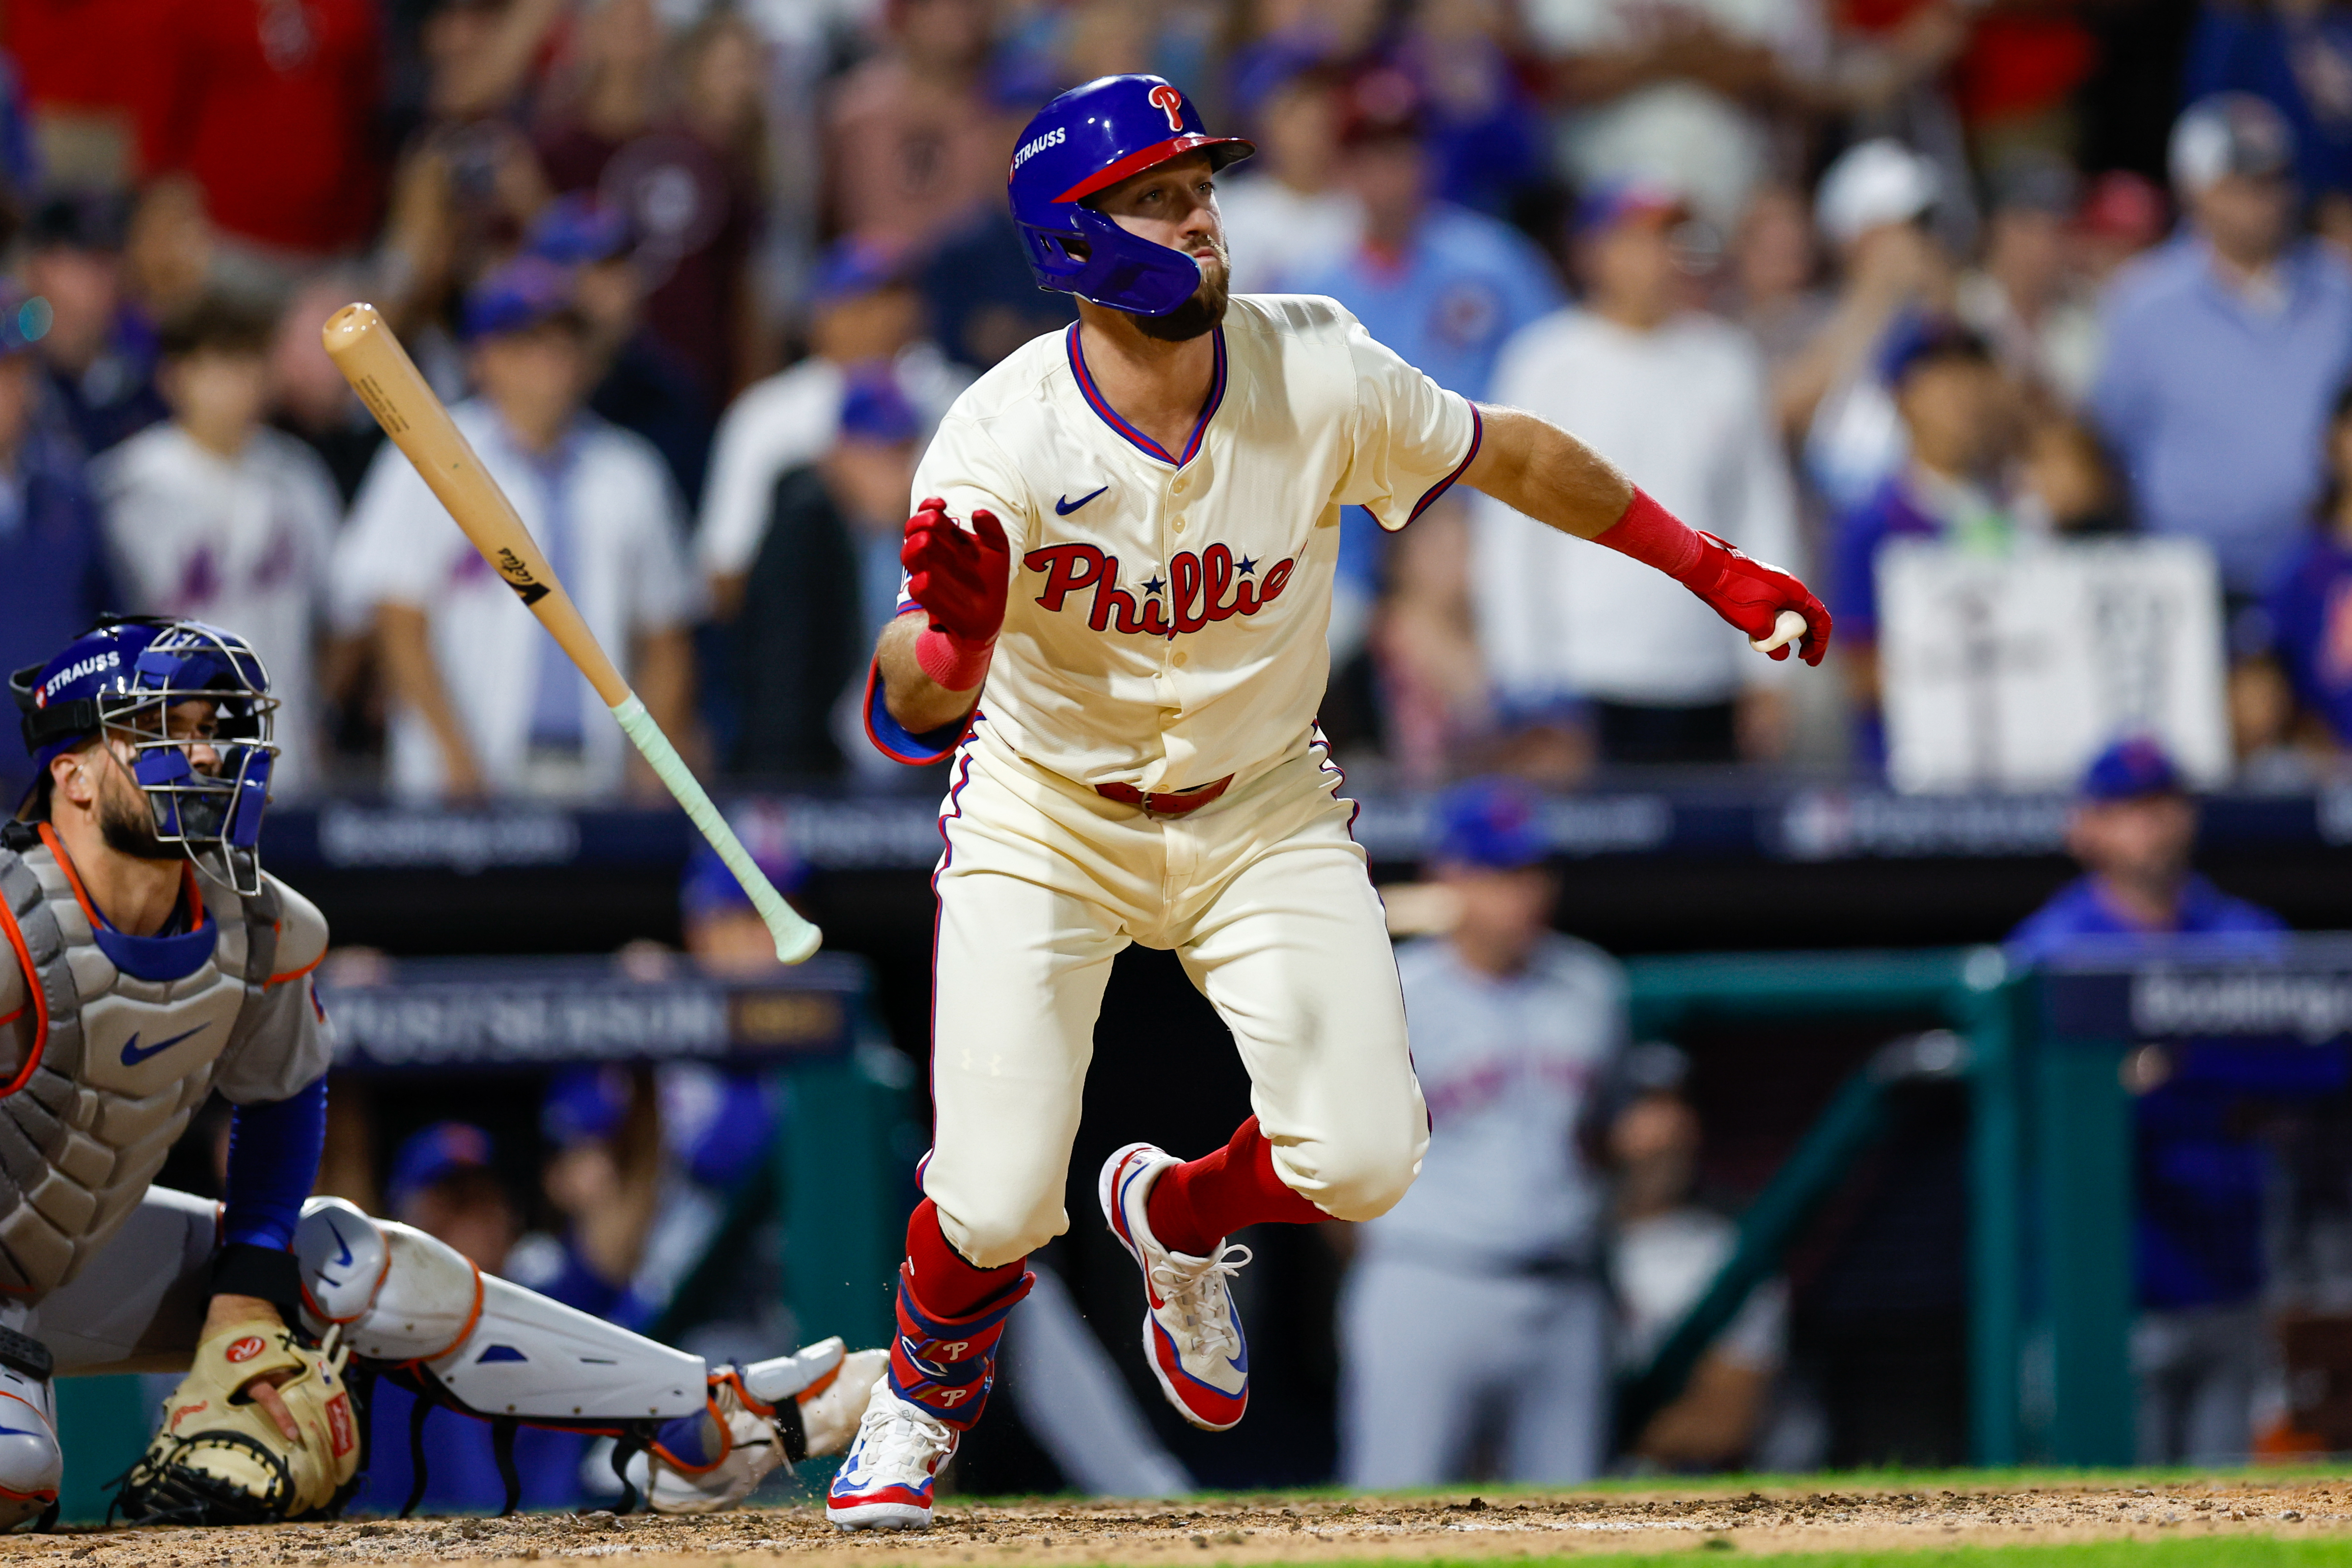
left=339, top=258, right=704, bottom=803
left=1216, top=67, right=1365, bottom=296
left=1955, top=152, right=2100, bottom=405
left=697, top=236, right=969, bottom=624
left=0, top=280, right=119, bottom=810
left=1285, top=67, right=1562, bottom=405
left=387, top=1120, right=520, bottom=1272
left=24, top=189, right=169, bottom=455
left=1790, top=140, right=1959, bottom=515
left=2087, top=92, right=2352, bottom=598
left=1470, top=173, right=1804, bottom=769
left=525, top=193, right=716, bottom=508
left=1337, top=776, right=1630, bottom=1485
left=1829, top=312, right=2009, bottom=759
left=725, top=362, right=927, bottom=780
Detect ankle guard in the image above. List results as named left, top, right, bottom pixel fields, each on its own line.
left=886, top=1265, right=1032, bottom=1432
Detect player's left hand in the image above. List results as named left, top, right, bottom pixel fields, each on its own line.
left=117, top=1319, right=361, bottom=1524
left=1678, top=531, right=1833, bottom=666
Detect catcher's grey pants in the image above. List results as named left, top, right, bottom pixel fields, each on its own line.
left=10, top=1184, right=217, bottom=1375
left=1337, top=1253, right=1610, bottom=1487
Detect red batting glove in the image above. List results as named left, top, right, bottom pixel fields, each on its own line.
left=1595, top=489, right=1833, bottom=666
left=902, top=497, right=1011, bottom=690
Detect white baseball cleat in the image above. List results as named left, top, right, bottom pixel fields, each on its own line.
left=827, top=1381, right=957, bottom=1530
left=1099, top=1141, right=1252, bottom=1431
left=644, top=1338, right=889, bottom=1513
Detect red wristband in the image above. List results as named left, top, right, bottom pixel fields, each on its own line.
left=915, top=626, right=994, bottom=691
left=1593, top=487, right=1707, bottom=582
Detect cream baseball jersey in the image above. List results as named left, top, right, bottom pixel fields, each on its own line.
left=868, top=294, right=1481, bottom=791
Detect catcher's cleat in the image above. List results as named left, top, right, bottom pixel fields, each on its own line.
left=826, top=1382, right=955, bottom=1531
left=1100, top=1142, right=1252, bottom=1431
left=641, top=1339, right=889, bottom=1513
left=0, top=1327, right=59, bottom=1532
left=116, top=1324, right=360, bottom=1525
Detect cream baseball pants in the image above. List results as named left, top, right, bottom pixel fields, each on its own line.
left=923, top=728, right=1428, bottom=1269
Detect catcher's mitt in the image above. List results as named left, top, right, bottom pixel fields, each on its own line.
left=116, top=1323, right=361, bottom=1525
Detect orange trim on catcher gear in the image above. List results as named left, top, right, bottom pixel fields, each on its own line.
left=267, top=949, right=325, bottom=987
left=0, top=881, right=51, bottom=1109
left=35, top=825, right=99, bottom=929
left=794, top=1363, right=841, bottom=1406
left=648, top=1390, right=734, bottom=1476
left=298, top=1225, right=392, bottom=1326
left=423, top=1258, right=488, bottom=1362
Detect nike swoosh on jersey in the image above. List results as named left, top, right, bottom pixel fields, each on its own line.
left=1055, top=485, right=1109, bottom=516
left=119, top=1023, right=209, bottom=1067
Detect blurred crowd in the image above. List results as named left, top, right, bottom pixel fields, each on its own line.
left=13, top=0, right=2352, bottom=799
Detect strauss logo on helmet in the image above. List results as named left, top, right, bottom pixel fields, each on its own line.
left=1148, top=84, right=1185, bottom=132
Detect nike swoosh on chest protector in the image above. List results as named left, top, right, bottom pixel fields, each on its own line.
left=119, top=1023, right=209, bottom=1066
left=1055, top=485, right=1109, bottom=516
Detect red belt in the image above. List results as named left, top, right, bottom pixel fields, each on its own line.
left=1095, top=775, right=1234, bottom=817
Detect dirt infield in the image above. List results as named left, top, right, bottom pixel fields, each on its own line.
left=2, top=1478, right=2349, bottom=1566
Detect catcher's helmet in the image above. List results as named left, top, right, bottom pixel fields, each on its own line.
left=11, top=616, right=278, bottom=891
left=1009, top=74, right=1254, bottom=316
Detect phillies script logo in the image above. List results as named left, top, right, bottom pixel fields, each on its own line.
left=225, top=1336, right=268, bottom=1365
left=1027, top=544, right=1295, bottom=635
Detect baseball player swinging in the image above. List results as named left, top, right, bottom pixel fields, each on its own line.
left=0, top=616, right=885, bottom=1528
left=827, top=75, right=1831, bottom=1530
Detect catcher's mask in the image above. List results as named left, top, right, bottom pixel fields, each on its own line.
left=11, top=616, right=278, bottom=896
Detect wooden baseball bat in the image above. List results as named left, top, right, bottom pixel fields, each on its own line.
left=322, top=302, right=822, bottom=964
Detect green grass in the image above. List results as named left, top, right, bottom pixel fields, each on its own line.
left=1294, top=1542, right=2352, bottom=1567
left=1157, top=1466, right=2352, bottom=1504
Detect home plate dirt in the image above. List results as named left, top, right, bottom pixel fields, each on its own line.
left=2, top=1481, right=2346, bottom=1565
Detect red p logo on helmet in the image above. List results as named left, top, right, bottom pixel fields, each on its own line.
left=1149, top=84, right=1185, bottom=132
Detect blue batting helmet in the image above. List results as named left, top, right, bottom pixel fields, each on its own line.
left=1008, top=74, right=1253, bottom=316
left=11, top=616, right=278, bottom=891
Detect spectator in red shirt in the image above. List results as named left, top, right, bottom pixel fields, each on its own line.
left=536, top=1, right=766, bottom=407
left=146, top=0, right=388, bottom=265
left=825, top=0, right=1009, bottom=255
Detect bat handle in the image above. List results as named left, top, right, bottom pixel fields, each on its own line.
left=610, top=695, right=824, bottom=965
left=1750, top=608, right=1809, bottom=656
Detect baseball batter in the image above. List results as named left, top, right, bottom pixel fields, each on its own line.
left=0, top=616, right=884, bottom=1527
left=827, top=75, right=1831, bottom=1531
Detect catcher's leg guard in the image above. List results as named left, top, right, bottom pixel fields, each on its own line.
left=293, top=1199, right=885, bottom=1513
left=0, top=1323, right=58, bottom=1531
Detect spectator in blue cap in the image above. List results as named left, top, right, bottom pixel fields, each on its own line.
left=725, top=364, right=926, bottom=779
left=1338, top=778, right=1626, bottom=1487
left=698, top=237, right=968, bottom=625
left=2009, top=736, right=2294, bottom=1465
left=528, top=193, right=716, bottom=508
left=0, top=280, right=120, bottom=810
left=339, top=256, right=704, bottom=802
left=1830, top=312, right=2015, bottom=763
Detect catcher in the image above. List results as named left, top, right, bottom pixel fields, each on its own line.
left=0, top=616, right=884, bottom=1528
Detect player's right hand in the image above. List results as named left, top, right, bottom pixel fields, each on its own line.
left=903, top=497, right=1012, bottom=648
left=1678, top=531, right=1833, bottom=666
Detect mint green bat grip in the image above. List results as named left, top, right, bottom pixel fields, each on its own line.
left=611, top=695, right=821, bottom=964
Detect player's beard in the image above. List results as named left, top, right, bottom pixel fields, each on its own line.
left=95, top=760, right=182, bottom=861
left=1133, top=242, right=1231, bottom=343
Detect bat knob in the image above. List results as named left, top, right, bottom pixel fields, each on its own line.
left=1750, top=608, right=1808, bottom=655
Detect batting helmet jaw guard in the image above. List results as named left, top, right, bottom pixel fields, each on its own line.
left=9, top=617, right=278, bottom=893
left=1009, top=74, right=1255, bottom=316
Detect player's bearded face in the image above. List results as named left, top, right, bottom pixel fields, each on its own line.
left=1133, top=235, right=1230, bottom=343
left=93, top=744, right=180, bottom=860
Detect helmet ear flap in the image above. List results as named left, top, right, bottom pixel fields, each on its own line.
left=1029, top=207, right=1202, bottom=317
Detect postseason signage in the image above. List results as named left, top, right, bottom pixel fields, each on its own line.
left=1876, top=538, right=2231, bottom=796
left=319, top=955, right=864, bottom=1071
